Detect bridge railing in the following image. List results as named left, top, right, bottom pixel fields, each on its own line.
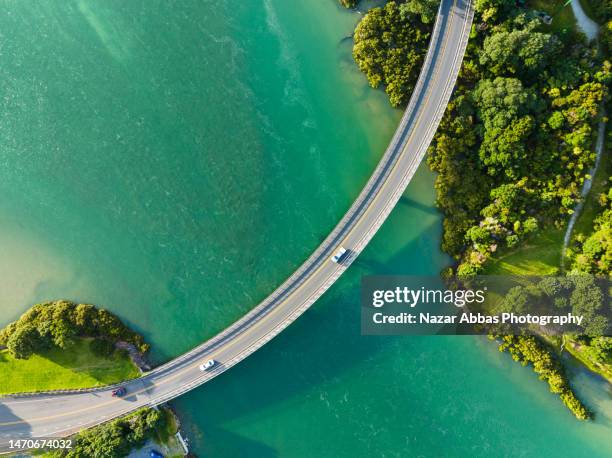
left=0, top=0, right=475, bottom=438
left=149, top=0, right=475, bottom=406
left=144, top=0, right=472, bottom=383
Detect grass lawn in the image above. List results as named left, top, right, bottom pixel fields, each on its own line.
left=483, top=228, right=564, bottom=275
left=528, top=0, right=579, bottom=35
left=572, top=123, right=611, bottom=237
left=578, top=0, right=599, bottom=24
left=0, top=338, right=139, bottom=395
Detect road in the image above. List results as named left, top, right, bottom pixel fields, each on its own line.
left=0, top=0, right=474, bottom=451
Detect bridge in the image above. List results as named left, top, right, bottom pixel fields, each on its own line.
left=0, top=0, right=474, bottom=450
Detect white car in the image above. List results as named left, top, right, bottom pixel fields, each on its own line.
left=199, top=359, right=217, bottom=371
left=331, top=246, right=348, bottom=264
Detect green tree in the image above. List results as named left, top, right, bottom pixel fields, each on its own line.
left=499, top=286, right=531, bottom=314
left=353, top=1, right=430, bottom=107
left=474, top=0, right=514, bottom=22
left=569, top=276, right=604, bottom=321
left=591, top=337, right=612, bottom=363
left=570, top=186, right=612, bottom=274
left=0, top=301, right=148, bottom=359
left=339, top=0, right=358, bottom=8
left=497, top=335, right=591, bottom=419
left=49, top=409, right=165, bottom=458
left=7, top=324, right=41, bottom=359
left=473, top=77, right=540, bottom=131
left=480, top=29, right=561, bottom=79
left=584, top=315, right=609, bottom=337
left=404, top=0, right=440, bottom=24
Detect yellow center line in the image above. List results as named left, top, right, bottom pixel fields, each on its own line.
left=0, top=0, right=467, bottom=430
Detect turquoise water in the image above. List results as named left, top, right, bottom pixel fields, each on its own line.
left=0, top=0, right=397, bottom=360
left=0, top=0, right=611, bottom=456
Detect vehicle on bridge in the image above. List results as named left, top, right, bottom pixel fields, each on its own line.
left=0, top=0, right=475, bottom=446
left=199, top=359, right=217, bottom=371
left=331, top=246, right=348, bottom=264
left=111, top=386, right=127, bottom=397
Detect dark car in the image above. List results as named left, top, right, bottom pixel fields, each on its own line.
left=111, top=386, right=127, bottom=397
left=150, top=450, right=164, bottom=458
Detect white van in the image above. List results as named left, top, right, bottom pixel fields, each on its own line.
left=331, top=246, right=348, bottom=263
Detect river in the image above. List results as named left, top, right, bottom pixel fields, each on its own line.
left=0, top=1, right=611, bottom=456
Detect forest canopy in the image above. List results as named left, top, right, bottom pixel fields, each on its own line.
left=347, top=0, right=609, bottom=275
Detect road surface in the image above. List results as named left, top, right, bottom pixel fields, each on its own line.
left=0, top=0, right=474, bottom=451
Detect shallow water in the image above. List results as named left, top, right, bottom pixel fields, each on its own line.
left=0, top=1, right=610, bottom=456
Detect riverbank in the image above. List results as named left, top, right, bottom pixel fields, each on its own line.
left=35, top=407, right=186, bottom=458
left=126, top=407, right=189, bottom=458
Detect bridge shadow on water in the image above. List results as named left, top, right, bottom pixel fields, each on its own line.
left=185, top=424, right=279, bottom=458
left=398, top=195, right=441, bottom=217
left=173, top=226, right=445, bottom=456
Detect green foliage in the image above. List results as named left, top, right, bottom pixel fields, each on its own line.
left=404, top=0, right=440, bottom=24
left=352, top=1, right=431, bottom=107
left=474, top=0, right=514, bottom=23
left=47, top=408, right=165, bottom=458
left=568, top=183, right=612, bottom=274
left=6, top=324, right=43, bottom=359
left=602, top=21, right=612, bottom=55
left=584, top=0, right=612, bottom=23
left=569, top=275, right=604, bottom=321
left=480, top=28, right=561, bottom=79
left=498, top=335, right=591, bottom=420
left=0, top=301, right=149, bottom=361
left=498, top=285, right=531, bottom=314
left=473, top=77, right=540, bottom=129
left=494, top=276, right=610, bottom=337
left=426, top=7, right=608, bottom=274
left=590, top=336, right=612, bottom=363
left=339, top=0, right=358, bottom=8
left=538, top=276, right=571, bottom=297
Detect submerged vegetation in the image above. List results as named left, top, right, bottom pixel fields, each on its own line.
left=567, top=182, right=612, bottom=274
left=346, top=0, right=611, bottom=418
